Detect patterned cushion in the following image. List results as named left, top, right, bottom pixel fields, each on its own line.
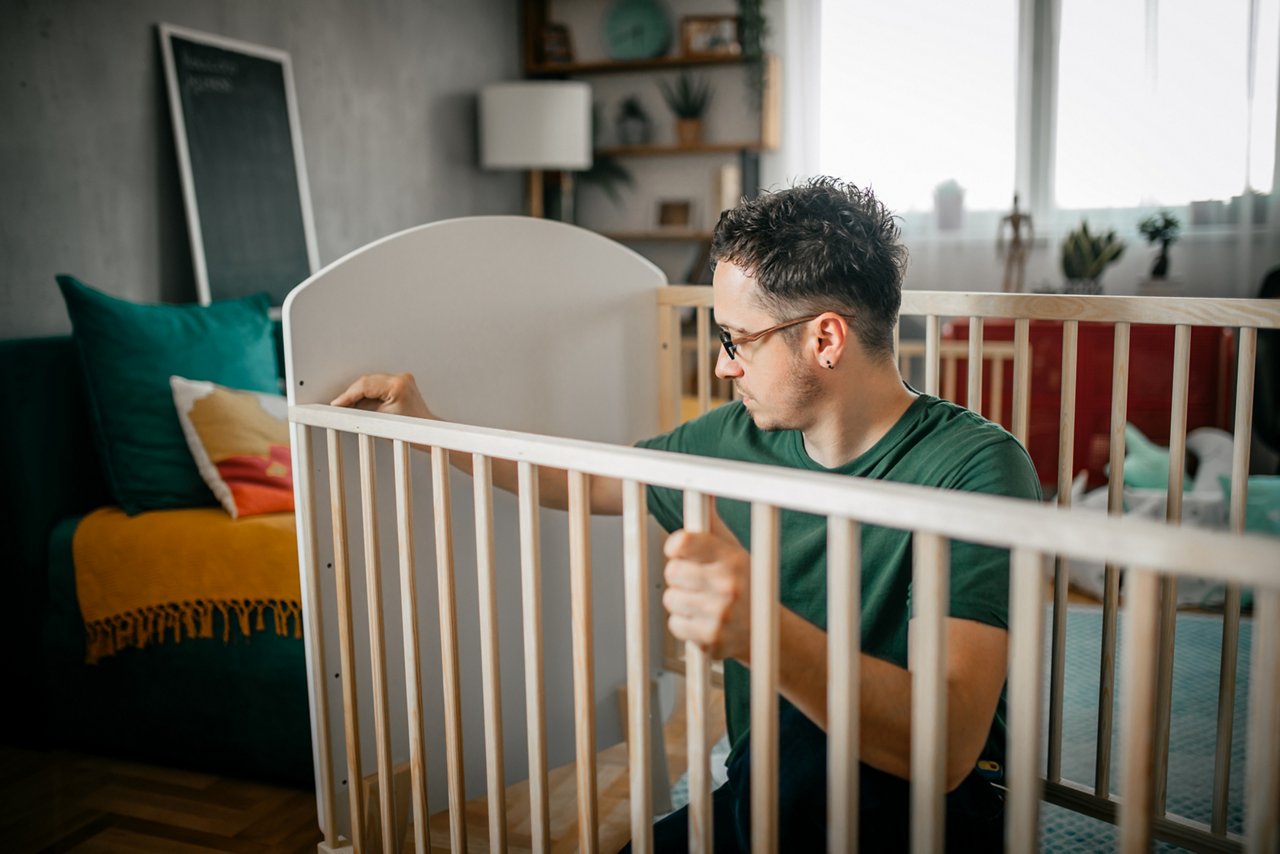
left=170, top=376, right=293, bottom=518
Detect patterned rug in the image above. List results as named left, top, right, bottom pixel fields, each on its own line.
left=1040, top=606, right=1251, bottom=852
left=665, top=606, right=1253, bottom=852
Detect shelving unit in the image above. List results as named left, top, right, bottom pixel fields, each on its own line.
left=519, top=1, right=780, bottom=285
left=527, top=54, right=748, bottom=76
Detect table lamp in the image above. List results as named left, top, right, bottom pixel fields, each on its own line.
left=480, top=80, right=592, bottom=220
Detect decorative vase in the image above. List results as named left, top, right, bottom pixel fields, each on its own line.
left=618, top=115, right=652, bottom=146
left=676, top=118, right=702, bottom=147
left=1151, top=242, right=1171, bottom=278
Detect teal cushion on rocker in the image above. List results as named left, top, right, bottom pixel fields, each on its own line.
left=56, top=275, right=278, bottom=515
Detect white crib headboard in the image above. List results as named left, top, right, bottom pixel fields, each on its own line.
left=282, top=217, right=667, bottom=844
left=283, top=215, right=664, bottom=440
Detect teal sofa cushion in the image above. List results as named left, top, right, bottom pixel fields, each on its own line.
left=56, top=275, right=278, bottom=515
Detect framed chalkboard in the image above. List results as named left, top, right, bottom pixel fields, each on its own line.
left=159, top=24, right=318, bottom=306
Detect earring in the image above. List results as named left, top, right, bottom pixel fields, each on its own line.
left=825, top=361, right=834, bottom=369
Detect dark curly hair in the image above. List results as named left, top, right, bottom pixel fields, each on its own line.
left=710, top=177, right=908, bottom=360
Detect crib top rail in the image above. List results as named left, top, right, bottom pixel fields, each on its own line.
left=291, top=403, right=1277, bottom=588
left=657, top=285, right=1280, bottom=329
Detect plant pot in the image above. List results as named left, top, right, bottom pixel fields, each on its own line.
left=676, top=118, right=703, bottom=147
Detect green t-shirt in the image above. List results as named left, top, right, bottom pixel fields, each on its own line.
left=636, top=393, right=1042, bottom=770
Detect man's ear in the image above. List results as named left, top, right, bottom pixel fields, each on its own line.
left=814, top=313, right=851, bottom=368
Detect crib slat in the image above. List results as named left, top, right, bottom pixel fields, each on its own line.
left=683, top=490, right=714, bottom=854
left=696, top=306, right=712, bottom=416
left=294, top=426, right=339, bottom=847
left=519, top=462, right=551, bottom=852
left=623, top=480, right=653, bottom=854
left=569, top=471, right=599, bottom=853
left=326, top=430, right=365, bottom=852
left=911, top=531, right=949, bottom=854
left=658, top=301, right=679, bottom=431
left=472, top=454, right=507, bottom=852
left=1165, top=324, right=1192, bottom=523
left=1047, top=319, right=1078, bottom=784
left=750, top=502, right=780, bottom=854
left=1119, top=568, right=1161, bottom=853
left=1011, top=318, right=1030, bottom=446
left=1214, top=326, right=1257, bottom=834
left=1056, top=319, right=1079, bottom=504
left=925, top=315, right=941, bottom=396
left=943, top=349, right=957, bottom=403
left=1228, top=328, right=1257, bottom=532
left=988, top=354, right=1004, bottom=424
left=1006, top=547, right=1046, bottom=854
left=1153, top=324, right=1192, bottom=814
left=967, top=316, right=984, bottom=414
left=1245, top=589, right=1280, bottom=853
left=430, top=447, right=467, bottom=853
left=827, top=518, right=861, bottom=854
left=393, top=441, right=431, bottom=854
left=1096, top=321, right=1130, bottom=798
left=359, top=435, right=397, bottom=853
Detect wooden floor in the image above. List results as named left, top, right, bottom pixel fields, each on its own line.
left=0, top=679, right=725, bottom=854
left=0, top=746, right=322, bottom=853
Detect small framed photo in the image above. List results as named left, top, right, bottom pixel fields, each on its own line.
left=679, top=15, right=741, bottom=58
left=657, top=199, right=694, bottom=228
left=540, top=23, right=575, bottom=64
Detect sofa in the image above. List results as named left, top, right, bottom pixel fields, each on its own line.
left=1, top=316, right=313, bottom=785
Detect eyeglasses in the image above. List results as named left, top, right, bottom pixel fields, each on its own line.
left=719, top=313, right=849, bottom=360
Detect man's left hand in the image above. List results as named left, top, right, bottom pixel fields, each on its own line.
left=662, top=506, right=751, bottom=661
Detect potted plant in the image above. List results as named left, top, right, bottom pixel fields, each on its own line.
left=615, top=96, right=653, bottom=146
left=659, top=72, right=712, bottom=146
left=581, top=103, right=634, bottom=206
left=1137, top=211, right=1181, bottom=279
left=1061, top=221, right=1125, bottom=294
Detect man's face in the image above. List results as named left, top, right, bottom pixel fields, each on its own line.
left=712, top=261, right=822, bottom=432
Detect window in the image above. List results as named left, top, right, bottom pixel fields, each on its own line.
left=1056, top=0, right=1276, bottom=209
left=815, top=0, right=1278, bottom=232
left=817, top=1, right=1018, bottom=228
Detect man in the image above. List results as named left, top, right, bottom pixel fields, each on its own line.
left=333, top=177, right=1040, bottom=851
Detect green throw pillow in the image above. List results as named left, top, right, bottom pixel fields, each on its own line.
left=56, top=274, right=279, bottom=515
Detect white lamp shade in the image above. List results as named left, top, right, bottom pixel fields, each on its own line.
left=480, top=81, right=592, bottom=171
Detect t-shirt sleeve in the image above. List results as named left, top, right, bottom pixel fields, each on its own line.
left=634, top=406, right=735, bottom=533
left=942, top=437, right=1042, bottom=630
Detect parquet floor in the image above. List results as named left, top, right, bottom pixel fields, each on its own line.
left=0, top=745, right=322, bottom=852
left=0, top=679, right=724, bottom=853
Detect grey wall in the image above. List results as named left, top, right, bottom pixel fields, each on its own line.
left=0, top=0, right=524, bottom=339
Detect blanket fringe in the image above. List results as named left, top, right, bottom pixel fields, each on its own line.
left=84, top=598, right=303, bottom=664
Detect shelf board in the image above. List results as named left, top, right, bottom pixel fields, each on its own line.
left=596, top=141, right=764, bottom=158
left=602, top=230, right=713, bottom=242
left=527, top=53, right=750, bottom=76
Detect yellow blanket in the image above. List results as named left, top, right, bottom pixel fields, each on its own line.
left=73, top=506, right=302, bottom=663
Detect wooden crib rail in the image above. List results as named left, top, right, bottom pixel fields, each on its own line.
left=657, top=286, right=1280, bottom=847
left=293, top=402, right=1278, bottom=854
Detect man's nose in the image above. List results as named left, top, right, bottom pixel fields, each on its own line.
left=715, top=346, right=742, bottom=379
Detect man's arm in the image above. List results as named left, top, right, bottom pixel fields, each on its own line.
left=330, top=373, right=624, bottom=515
left=662, top=511, right=1007, bottom=791
left=765, top=610, right=1006, bottom=790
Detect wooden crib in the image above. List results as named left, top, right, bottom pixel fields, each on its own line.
left=285, top=217, right=1280, bottom=853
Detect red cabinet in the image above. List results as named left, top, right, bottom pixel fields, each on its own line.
left=943, top=318, right=1234, bottom=489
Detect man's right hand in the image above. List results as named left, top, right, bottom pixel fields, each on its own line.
left=330, top=373, right=435, bottom=420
